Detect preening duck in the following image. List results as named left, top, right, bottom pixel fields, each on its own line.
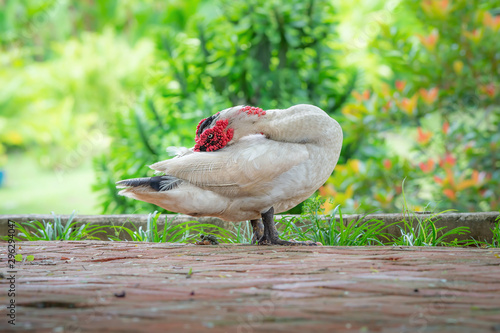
left=117, top=104, right=342, bottom=245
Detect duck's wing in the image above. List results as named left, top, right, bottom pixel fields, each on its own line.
left=149, top=135, right=309, bottom=196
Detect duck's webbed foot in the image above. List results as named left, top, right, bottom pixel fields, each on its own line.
left=250, top=219, right=264, bottom=245
left=257, top=207, right=320, bottom=246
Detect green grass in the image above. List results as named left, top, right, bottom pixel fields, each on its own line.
left=106, top=211, right=238, bottom=243
left=392, top=211, right=472, bottom=246
left=470, top=212, right=500, bottom=248
left=5, top=193, right=492, bottom=248
left=6, top=210, right=240, bottom=244
left=5, top=211, right=107, bottom=241
left=0, top=153, right=99, bottom=214
left=491, top=214, right=500, bottom=248
left=390, top=181, right=472, bottom=246
left=277, top=199, right=392, bottom=246
left=276, top=195, right=473, bottom=247
left=230, top=222, right=253, bottom=244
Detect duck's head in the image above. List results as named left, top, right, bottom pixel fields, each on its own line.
left=194, top=105, right=266, bottom=152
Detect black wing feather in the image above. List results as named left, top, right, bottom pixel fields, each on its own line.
left=116, top=176, right=182, bottom=192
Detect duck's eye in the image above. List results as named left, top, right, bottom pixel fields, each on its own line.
left=207, top=134, right=214, bottom=139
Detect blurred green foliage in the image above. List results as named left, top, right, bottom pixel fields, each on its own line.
left=1, top=0, right=498, bottom=215
left=324, top=0, right=500, bottom=213
left=0, top=0, right=154, bottom=168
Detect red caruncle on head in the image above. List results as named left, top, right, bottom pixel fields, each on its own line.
left=194, top=118, right=234, bottom=152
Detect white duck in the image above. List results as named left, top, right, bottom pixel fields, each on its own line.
left=117, top=104, right=342, bottom=245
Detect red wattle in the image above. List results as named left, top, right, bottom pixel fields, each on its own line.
left=239, top=106, right=266, bottom=117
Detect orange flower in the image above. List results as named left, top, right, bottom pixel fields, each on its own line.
left=471, top=170, right=478, bottom=182
left=480, top=83, right=496, bottom=98
left=352, top=90, right=370, bottom=102
left=419, top=87, right=439, bottom=104
left=319, top=184, right=336, bottom=197
left=352, top=91, right=363, bottom=102
left=383, top=159, right=392, bottom=170
left=416, top=127, right=433, bottom=145
left=382, top=100, right=393, bottom=112
left=452, top=170, right=484, bottom=192
left=463, top=29, right=483, bottom=43
left=456, top=179, right=476, bottom=191
left=455, top=179, right=476, bottom=191
left=433, top=175, right=443, bottom=184
left=439, top=153, right=456, bottom=167
left=419, top=159, right=435, bottom=173
left=395, top=185, right=402, bottom=194
left=442, top=121, right=449, bottom=134
left=471, top=170, right=486, bottom=184
left=395, top=80, right=406, bottom=92
left=445, top=154, right=456, bottom=166
left=374, top=192, right=394, bottom=207
left=483, top=12, right=500, bottom=32
left=421, top=0, right=451, bottom=18
left=418, top=29, right=439, bottom=51
left=443, top=189, right=456, bottom=201
left=322, top=185, right=354, bottom=210
left=400, top=94, right=419, bottom=115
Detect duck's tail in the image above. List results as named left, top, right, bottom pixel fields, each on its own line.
left=116, top=175, right=182, bottom=193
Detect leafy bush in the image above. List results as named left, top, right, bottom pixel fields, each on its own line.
left=321, top=0, right=499, bottom=213
left=0, top=29, right=154, bottom=168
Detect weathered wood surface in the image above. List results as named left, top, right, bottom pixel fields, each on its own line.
left=0, top=241, right=499, bottom=332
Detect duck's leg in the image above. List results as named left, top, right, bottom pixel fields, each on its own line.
left=250, top=219, right=264, bottom=244
left=258, top=207, right=319, bottom=246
